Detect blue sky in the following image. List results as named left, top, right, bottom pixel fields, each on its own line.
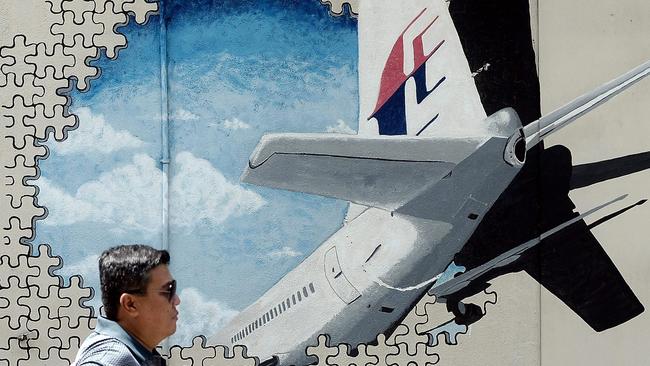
left=34, top=0, right=357, bottom=345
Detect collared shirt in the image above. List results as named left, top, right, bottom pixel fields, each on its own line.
left=73, top=317, right=166, bottom=366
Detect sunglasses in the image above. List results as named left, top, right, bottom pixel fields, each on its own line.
left=126, top=279, right=177, bottom=302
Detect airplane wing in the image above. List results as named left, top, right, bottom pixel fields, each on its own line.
left=242, top=133, right=485, bottom=211
left=430, top=193, right=645, bottom=331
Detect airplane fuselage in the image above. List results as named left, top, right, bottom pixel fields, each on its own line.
left=211, top=128, right=525, bottom=365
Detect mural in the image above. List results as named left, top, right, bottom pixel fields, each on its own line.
left=0, top=0, right=649, bottom=365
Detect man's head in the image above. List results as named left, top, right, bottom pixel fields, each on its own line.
left=99, top=245, right=180, bottom=349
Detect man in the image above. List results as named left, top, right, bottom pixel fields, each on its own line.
left=73, top=245, right=181, bottom=366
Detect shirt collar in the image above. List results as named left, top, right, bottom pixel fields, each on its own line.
left=95, top=316, right=159, bottom=363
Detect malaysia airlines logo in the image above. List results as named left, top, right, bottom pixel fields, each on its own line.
left=369, top=8, right=446, bottom=136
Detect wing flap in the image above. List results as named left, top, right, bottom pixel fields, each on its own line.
left=243, top=133, right=484, bottom=210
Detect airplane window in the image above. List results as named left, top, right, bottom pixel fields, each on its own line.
left=286, top=298, right=291, bottom=308
left=297, top=291, right=302, bottom=302
left=309, top=283, right=315, bottom=293
left=292, top=294, right=296, bottom=305
left=263, top=316, right=266, bottom=325
left=245, top=328, right=248, bottom=336
left=270, top=310, right=274, bottom=319
left=282, top=302, right=286, bottom=311
left=274, top=308, right=278, bottom=317
left=303, top=287, right=308, bottom=297
left=278, top=304, right=283, bottom=314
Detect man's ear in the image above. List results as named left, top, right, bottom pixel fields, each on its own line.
left=119, top=293, right=139, bottom=317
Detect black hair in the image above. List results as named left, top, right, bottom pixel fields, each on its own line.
left=99, top=244, right=170, bottom=321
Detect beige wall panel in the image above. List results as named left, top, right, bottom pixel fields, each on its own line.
left=539, top=1, right=650, bottom=364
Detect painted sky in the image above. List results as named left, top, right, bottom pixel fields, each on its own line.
left=34, top=0, right=357, bottom=346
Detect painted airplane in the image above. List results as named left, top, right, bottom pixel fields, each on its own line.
left=210, top=1, right=650, bottom=364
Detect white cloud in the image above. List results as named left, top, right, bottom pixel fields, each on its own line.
left=76, top=154, right=164, bottom=233
left=172, top=108, right=199, bottom=121
left=59, top=254, right=99, bottom=280
left=37, top=177, right=96, bottom=225
left=223, top=118, right=251, bottom=130
left=269, top=246, right=302, bottom=259
left=38, top=151, right=265, bottom=232
left=54, top=107, right=144, bottom=155
left=326, top=119, right=356, bottom=134
left=170, top=151, right=266, bottom=227
left=38, top=154, right=163, bottom=234
left=168, top=287, right=238, bottom=346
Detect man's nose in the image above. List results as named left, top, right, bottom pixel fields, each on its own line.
left=173, top=293, right=181, bottom=306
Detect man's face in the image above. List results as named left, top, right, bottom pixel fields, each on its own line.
left=136, top=264, right=180, bottom=341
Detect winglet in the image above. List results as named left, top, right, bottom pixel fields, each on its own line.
left=523, top=60, right=650, bottom=149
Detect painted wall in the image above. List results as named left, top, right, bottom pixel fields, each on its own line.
left=0, top=0, right=648, bottom=365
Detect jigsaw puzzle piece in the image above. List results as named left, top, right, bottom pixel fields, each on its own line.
left=23, top=244, right=62, bottom=297
left=166, top=344, right=190, bottom=366
left=0, top=74, right=44, bottom=107
left=20, top=284, right=70, bottom=326
left=0, top=218, right=32, bottom=268
left=63, top=34, right=99, bottom=91
left=414, top=301, right=455, bottom=336
left=426, top=320, right=468, bottom=347
left=123, top=0, right=159, bottom=25
left=0, top=35, right=37, bottom=85
left=201, top=344, right=228, bottom=366
left=3, top=155, right=39, bottom=210
left=0, top=276, right=31, bottom=329
left=50, top=315, right=95, bottom=351
left=51, top=11, right=103, bottom=48
left=57, top=275, right=95, bottom=328
left=32, top=70, right=71, bottom=119
left=93, top=1, right=128, bottom=59
left=329, top=342, right=380, bottom=366
left=2, top=113, right=37, bottom=152
left=365, top=334, right=400, bottom=366
left=319, top=0, right=359, bottom=17
left=227, top=345, right=257, bottom=366
left=25, top=307, right=62, bottom=360
left=385, top=343, right=439, bottom=366
left=45, top=0, right=67, bottom=14
left=58, top=336, right=81, bottom=364
left=25, top=103, right=77, bottom=141
left=0, top=338, right=29, bottom=366
left=179, top=335, right=216, bottom=365
left=1, top=95, right=36, bottom=132
left=61, top=0, right=96, bottom=24
left=0, top=192, right=46, bottom=233
left=306, top=334, right=340, bottom=366
left=25, top=43, right=74, bottom=79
